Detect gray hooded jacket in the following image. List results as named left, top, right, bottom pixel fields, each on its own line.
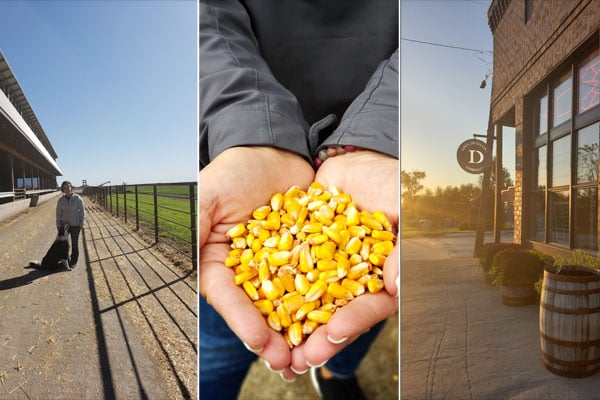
left=199, top=0, right=398, bottom=169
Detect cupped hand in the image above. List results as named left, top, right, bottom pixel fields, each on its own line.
left=200, top=146, right=314, bottom=375
left=291, top=150, right=399, bottom=371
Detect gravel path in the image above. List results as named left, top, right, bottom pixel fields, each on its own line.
left=0, top=196, right=197, bottom=399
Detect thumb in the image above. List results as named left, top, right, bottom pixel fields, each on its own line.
left=383, top=244, right=399, bottom=297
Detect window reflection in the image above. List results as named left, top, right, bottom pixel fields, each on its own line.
left=577, top=123, right=599, bottom=184
left=549, top=191, right=569, bottom=244
left=553, top=73, right=572, bottom=127
left=552, top=135, right=570, bottom=187
left=579, top=53, right=600, bottom=113
left=575, top=187, right=598, bottom=250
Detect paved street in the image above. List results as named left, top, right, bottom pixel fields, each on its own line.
left=401, top=231, right=600, bottom=400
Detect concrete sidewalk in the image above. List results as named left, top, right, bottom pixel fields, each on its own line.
left=0, top=197, right=197, bottom=399
left=401, top=233, right=600, bottom=400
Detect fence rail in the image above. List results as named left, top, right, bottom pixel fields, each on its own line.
left=85, top=182, right=197, bottom=268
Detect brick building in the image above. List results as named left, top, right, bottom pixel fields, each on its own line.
left=0, top=49, right=62, bottom=204
left=488, top=0, right=600, bottom=257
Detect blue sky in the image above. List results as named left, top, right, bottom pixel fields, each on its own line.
left=401, top=0, right=515, bottom=190
left=0, top=0, right=196, bottom=186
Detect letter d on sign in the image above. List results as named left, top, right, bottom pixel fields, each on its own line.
left=468, top=149, right=484, bottom=164
left=457, top=139, right=491, bottom=174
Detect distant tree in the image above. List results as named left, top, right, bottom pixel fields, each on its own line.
left=401, top=170, right=426, bottom=204
left=479, top=160, right=513, bottom=190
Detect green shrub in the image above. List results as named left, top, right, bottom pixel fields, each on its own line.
left=477, top=242, right=521, bottom=273
left=490, top=248, right=545, bottom=287
left=457, top=221, right=470, bottom=231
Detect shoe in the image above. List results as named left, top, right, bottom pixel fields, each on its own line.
left=310, top=367, right=367, bottom=400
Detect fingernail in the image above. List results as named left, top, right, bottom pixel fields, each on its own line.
left=306, top=359, right=328, bottom=368
left=291, top=366, right=309, bottom=375
left=263, top=359, right=284, bottom=373
left=327, top=335, right=349, bottom=344
left=243, top=342, right=263, bottom=354
left=395, top=274, right=400, bottom=297
left=280, top=371, right=296, bottom=382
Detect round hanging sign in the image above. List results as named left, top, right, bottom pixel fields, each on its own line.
left=456, top=139, right=492, bottom=174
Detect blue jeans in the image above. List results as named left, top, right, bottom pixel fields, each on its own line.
left=69, top=226, right=81, bottom=265
left=199, top=296, right=385, bottom=400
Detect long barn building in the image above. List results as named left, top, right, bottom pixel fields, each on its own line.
left=0, top=49, right=62, bottom=205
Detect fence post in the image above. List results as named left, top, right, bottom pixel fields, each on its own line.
left=109, top=186, right=113, bottom=214
left=116, top=186, right=119, bottom=217
left=123, top=183, right=128, bottom=223
left=189, top=183, right=197, bottom=269
left=135, top=185, right=139, bottom=231
left=153, top=185, right=159, bottom=244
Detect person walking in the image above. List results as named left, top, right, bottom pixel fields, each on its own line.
left=56, top=181, right=85, bottom=268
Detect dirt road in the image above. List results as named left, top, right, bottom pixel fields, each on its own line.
left=0, top=195, right=197, bottom=399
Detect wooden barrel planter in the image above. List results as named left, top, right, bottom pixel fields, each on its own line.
left=500, top=284, right=537, bottom=306
left=539, top=265, right=600, bottom=378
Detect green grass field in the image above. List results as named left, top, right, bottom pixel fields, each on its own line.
left=106, top=184, right=196, bottom=246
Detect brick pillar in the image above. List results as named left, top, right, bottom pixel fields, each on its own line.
left=514, top=98, right=525, bottom=245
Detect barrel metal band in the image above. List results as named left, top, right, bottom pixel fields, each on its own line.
left=540, top=332, right=600, bottom=347
left=542, top=352, right=600, bottom=367
left=542, top=284, right=600, bottom=295
left=540, top=302, right=600, bottom=315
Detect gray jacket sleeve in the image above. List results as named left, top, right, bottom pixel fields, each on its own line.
left=199, top=0, right=310, bottom=168
left=319, top=49, right=399, bottom=159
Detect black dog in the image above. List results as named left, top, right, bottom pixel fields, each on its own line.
left=28, top=225, right=71, bottom=271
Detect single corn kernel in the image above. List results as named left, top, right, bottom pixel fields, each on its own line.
left=294, top=274, right=311, bottom=295
left=240, top=249, right=254, bottom=265
left=305, top=280, right=327, bottom=302
left=253, top=205, right=271, bottom=220
left=232, top=237, right=247, bottom=249
left=319, top=241, right=336, bottom=261
left=367, top=278, right=385, bottom=293
left=372, top=240, right=394, bottom=256
left=243, top=281, right=260, bottom=301
left=277, top=304, right=292, bottom=328
left=278, top=231, right=294, bottom=251
left=225, top=223, right=246, bottom=238
left=345, top=236, right=362, bottom=255
left=303, top=320, right=320, bottom=335
left=224, top=255, right=240, bottom=268
left=346, top=205, right=360, bottom=226
left=267, top=311, right=282, bottom=331
left=360, top=213, right=383, bottom=231
left=307, top=310, right=332, bottom=324
left=347, top=262, right=370, bottom=280
left=262, top=279, right=280, bottom=301
left=279, top=273, right=296, bottom=293
left=320, top=269, right=342, bottom=283
left=254, top=299, right=274, bottom=315
left=262, top=236, right=279, bottom=248
left=316, top=259, right=337, bottom=271
left=371, top=230, right=395, bottom=241
left=369, top=253, right=387, bottom=267
left=302, top=223, right=323, bottom=234
left=327, top=282, right=354, bottom=300
left=288, top=322, right=303, bottom=346
left=295, top=301, right=316, bottom=321
left=234, top=270, right=258, bottom=285
left=342, top=278, right=365, bottom=296
left=268, top=251, right=291, bottom=267
left=270, top=192, right=284, bottom=211
left=258, top=260, right=270, bottom=281
left=282, top=293, right=304, bottom=315
left=372, top=210, right=393, bottom=231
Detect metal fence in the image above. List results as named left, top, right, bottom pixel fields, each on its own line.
left=85, top=182, right=197, bottom=268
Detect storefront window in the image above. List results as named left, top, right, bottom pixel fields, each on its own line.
left=578, top=52, right=600, bottom=113
left=538, top=94, right=548, bottom=136
left=576, top=123, right=599, bottom=183
left=551, top=135, right=570, bottom=187
left=553, top=73, right=572, bottom=127
left=549, top=191, right=569, bottom=244
left=574, top=187, right=598, bottom=250
left=533, top=191, right=545, bottom=241
left=536, top=146, right=546, bottom=189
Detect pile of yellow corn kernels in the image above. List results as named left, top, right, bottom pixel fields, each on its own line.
left=224, top=182, right=396, bottom=348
